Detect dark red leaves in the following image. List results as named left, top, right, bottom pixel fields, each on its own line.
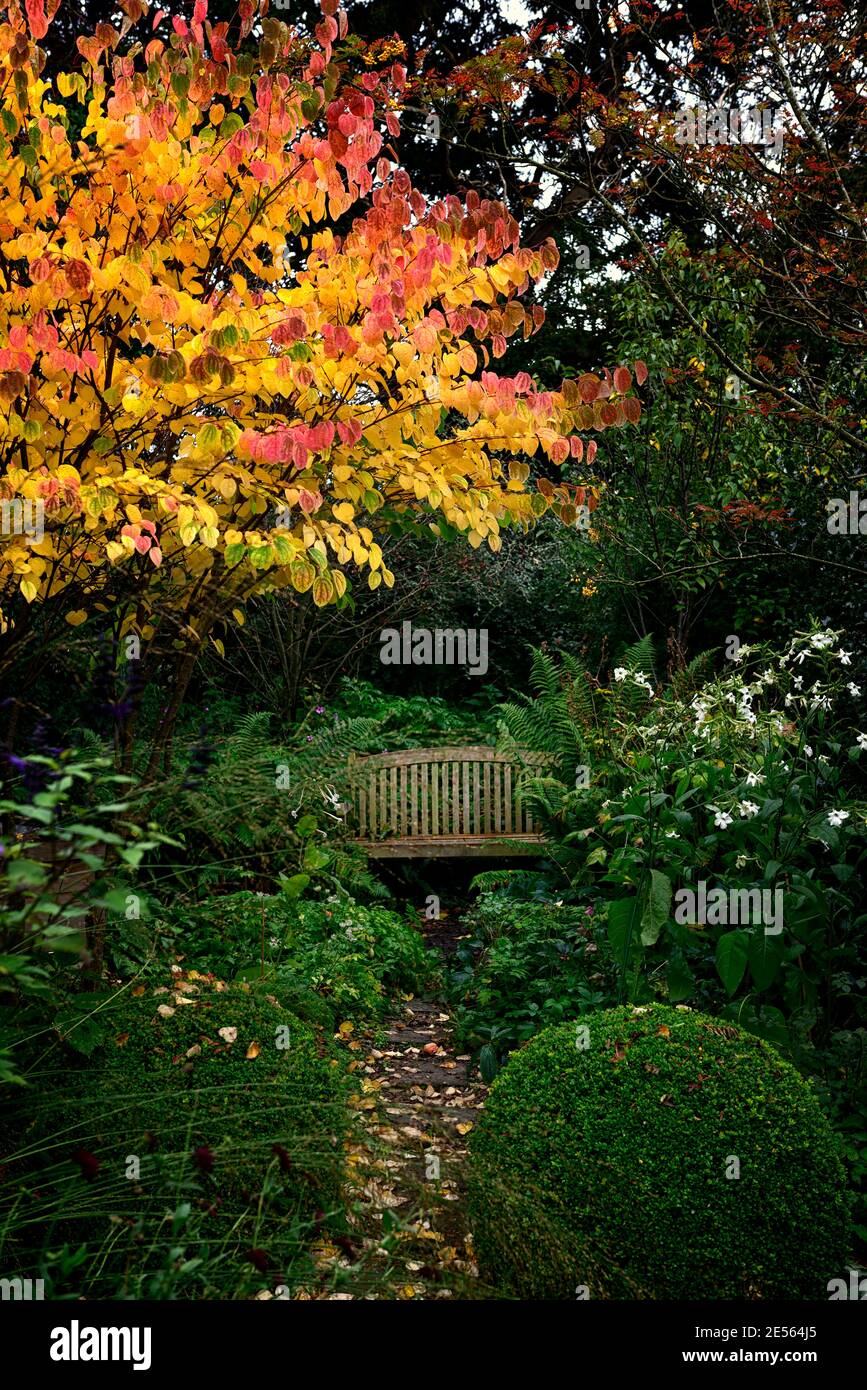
left=72, top=1147, right=101, bottom=1181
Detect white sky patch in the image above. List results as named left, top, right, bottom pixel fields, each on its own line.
left=500, top=0, right=534, bottom=23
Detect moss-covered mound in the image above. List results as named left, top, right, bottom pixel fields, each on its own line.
left=467, top=1003, right=852, bottom=1299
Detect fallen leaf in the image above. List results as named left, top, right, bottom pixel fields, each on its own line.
left=455, top=1122, right=474, bottom=1136
left=115, top=1032, right=129, bottom=1047
left=131, top=985, right=145, bottom=997
left=246, top=1041, right=261, bottom=1059
left=218, top=1026, right=237, bottom=1043
left=157, top=1004, right=175, bottom=1018
left=186, top=1044, right=201, bottom=1058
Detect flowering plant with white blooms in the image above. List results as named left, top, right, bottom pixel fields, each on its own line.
left=497, top=625, right=866, bottom=1051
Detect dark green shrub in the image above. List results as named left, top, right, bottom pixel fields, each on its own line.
left=156, top=889, right=433, bottom=1022
left=449, top=893, right=614, bottom=1070
left=468, top=1003, right=853, bottom=1299
left=4, top=975, right=347, bottom=1297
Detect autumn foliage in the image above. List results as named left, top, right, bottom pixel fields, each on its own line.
left=0, top=0, right=642, bottom=671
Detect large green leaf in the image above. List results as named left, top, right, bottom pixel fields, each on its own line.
left=748, top=930, right=785, bottom=991
left=715, top=930, right=750, bottom=995
left=640, top=868, right=672, bottom=946
left=667, top=951, right=695, bottom=1002
left=607, top=896, right=642, bottom=974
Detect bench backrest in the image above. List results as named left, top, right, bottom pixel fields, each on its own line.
left=349, top=746, right=548, bottom=839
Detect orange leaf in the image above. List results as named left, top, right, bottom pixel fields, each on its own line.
left=246, top=1040, right=261, bottom=1059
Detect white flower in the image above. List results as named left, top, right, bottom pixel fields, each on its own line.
left=745, top=771, right=763, bottom=786
left=732, top=644, right=750, bottom=663
left=794, top=650, right=809, bottom=666
left=827, top=809, right=849, bottom=828
left=793, top=675, right=803, bottom=689
left=664, top=829, right=677, bottom=838
left=613, top=667, right=628, bottom=682
left=739, top=800, right=760, bottom=818
left=803, top=745, right=813, bottom=758
left=761, top=668, right=775, bottom=685
left=837, top=650, right=852, bottom=666
left=847, top=683, right=861, bottom=697
left=735, top=854, right=748, bottom=869
left=856, top=733, right=867, bottom=751
left=810, top=632, right=835, bottom=649
left=713, top=810, right=733, bottom=829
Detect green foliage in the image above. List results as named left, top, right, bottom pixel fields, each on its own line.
left=495, top=627, right=867, bottom=1059
left=143, top=711, right=385, bottom=898
left=155, top=887, right=434, bottom=1025
left=0, top=751, right=175, bottom=1086
left=468, top=1004, right=853, bottom=1300
left=2, top=976, right=346, bottom=1298
left=449, top=894, right=615, bottom=1071
left=331, top=677, right=500, bottom=746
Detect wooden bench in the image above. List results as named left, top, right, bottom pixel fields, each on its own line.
left=349, top=746, right=547, bottom=858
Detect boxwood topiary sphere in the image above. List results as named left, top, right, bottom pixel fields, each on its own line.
left=468, top=1004, right=852, bottom=1299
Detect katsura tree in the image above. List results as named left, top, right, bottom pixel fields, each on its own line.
left=0, top=0, right=643, bottom=772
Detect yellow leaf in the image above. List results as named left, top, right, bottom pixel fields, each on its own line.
left=232, top=607, right=245, bottom=625
left=65, top=610, right=88, bottom=626
left=456, top=1122, right=474, bottom=1135
left=246, top=1041, right=261, bottom=1059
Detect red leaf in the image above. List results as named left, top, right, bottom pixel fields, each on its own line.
left=634, top=360, right=648, bottom=386
left=613, top=365, right=632, bottom=394
left=578, top=372, right=601, bottom=404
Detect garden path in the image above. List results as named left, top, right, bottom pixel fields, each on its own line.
left=323, top=912, right=488, bottom=1298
